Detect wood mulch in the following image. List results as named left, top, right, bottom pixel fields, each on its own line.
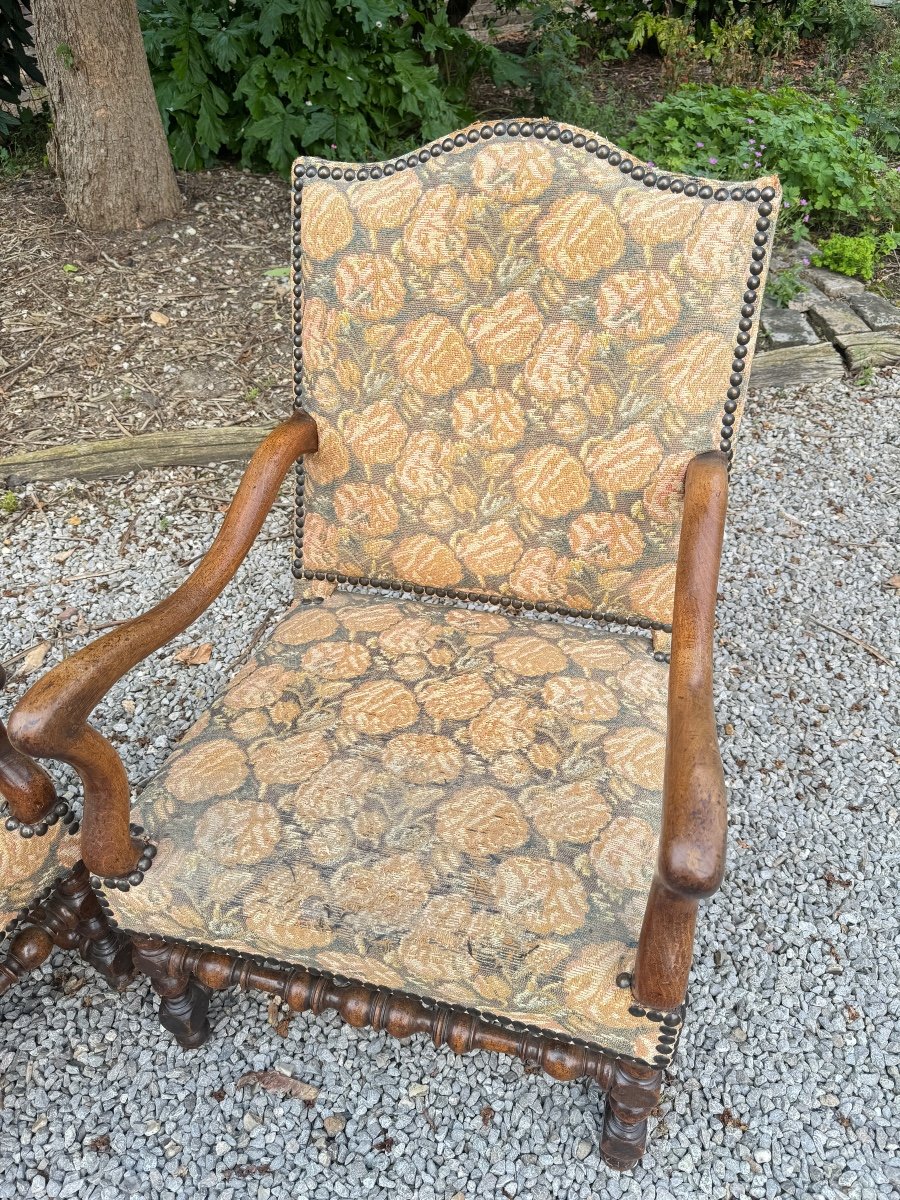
left=0, top=167, right=293, bottom=454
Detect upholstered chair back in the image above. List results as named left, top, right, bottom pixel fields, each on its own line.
left=291, top=121, right=779, bottom=630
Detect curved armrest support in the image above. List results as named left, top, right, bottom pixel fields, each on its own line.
left=633, top=450, right=728, bottom=1012
left=4, top=412, right=317, bottom=877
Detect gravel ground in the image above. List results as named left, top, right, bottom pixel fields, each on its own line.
left=1, top=372, right=898, bottom=1199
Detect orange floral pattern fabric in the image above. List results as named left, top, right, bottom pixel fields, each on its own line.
left=294, top=126, right=779, bottom=626
left=106, top=592, right=670, bottom=1061
left=1, top=822, right=80, bottom=936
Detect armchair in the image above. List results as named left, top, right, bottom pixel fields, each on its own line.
left=0, top=708, right=130, bottom=996
left=1, top=120, right=779, bottom=1169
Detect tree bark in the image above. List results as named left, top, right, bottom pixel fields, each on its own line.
left=31, top=0, right=181, bottom=231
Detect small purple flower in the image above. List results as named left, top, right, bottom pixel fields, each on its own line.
left=749, top=138, right=755, bottom=145
left=696, top=141, right=705, bottom=148
left=799, top=198, right=808, bottom=206
left=802, top=214, right=809, bottom=223
left=747, top=118, right=754, bottom=124
left=742, top=162, right=749, bottom=168
left=802, top=256, right=810, bottom=265
left=709, top=156, right=718, bottom=165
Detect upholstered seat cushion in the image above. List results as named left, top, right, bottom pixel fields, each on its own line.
left=106, top=591, right=670, bottom=1060
left=1, top=823, right=80, bottom=938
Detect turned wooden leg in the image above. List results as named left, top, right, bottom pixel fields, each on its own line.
left=132, top=934, right=211, bottom=1049
left=600, top=1059, right=663, bottom=1171
left=62, top=867, right=133, bottom=990
left=0, top=924, right=56, bottom=995
left=0, top=863, right=132, bottom=995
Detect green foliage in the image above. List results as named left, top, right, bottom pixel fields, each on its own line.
left=138, top=0, right=527, bottom=173
left=766, top=265, right=805, bottom=308
left=813, top=232, right=900, bottom=281
left=510, top=1, right=633, bottom=136
left=0, top=491, right=20, bottom=515
left=0, top=107, right=49, bottom=178
left=854, top=23, right=900, bottom=155
left=793, top=0, right=875, bottom=55
left=627, top=10, right=755, bottom=84
left=578, top=0, right=875, bottom=69
left=0, top=0, right=42, bottom=139
left=630, top=85, right=900, bottom=235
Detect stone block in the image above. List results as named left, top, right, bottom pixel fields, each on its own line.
left=799, top=267, right=865, bottom=300
left=848, top=292, right=900, bottom=332
left=760, top=307, right=820, bottom=349
left=786, top=283, right=829, bottom=312
left=836, top=332, right=900, bottom=372
left=748, top=343, right=846, bottom=391
left=771, top=238, right=818, bottom=271
left=807, top=301, right=869, bottom=342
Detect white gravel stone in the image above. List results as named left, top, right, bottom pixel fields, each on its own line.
left=1, top=368, right=899, bottom=1198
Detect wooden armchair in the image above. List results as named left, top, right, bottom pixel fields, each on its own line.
left=0, top=121, right=779, bottom=1169
left=0, top=700, right=131, bottom=996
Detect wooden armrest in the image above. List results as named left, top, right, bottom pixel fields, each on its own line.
left=3, top=412, right=317, bottom=877
left=659, top=450, right=728, bottom=900
left=633, top=449, right=728, bottom=1012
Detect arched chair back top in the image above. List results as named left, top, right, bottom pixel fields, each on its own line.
left=290, top=120, right=780, bottom=630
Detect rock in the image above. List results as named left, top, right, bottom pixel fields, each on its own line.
left=807, top=301, right=869, bottom=343
left=760, top=307, right=820, bottom=349
left=848, top=292, right=900, bottom=332
left=323, top=1114, right=347, bottom=1136
left=785, top=282, right=829, bottom=312
left=799, top=267, right=865, bottom=299
left=748, top=343, right=846, bottom=390
left=836, top=332, right=900, bottom=371
left=771, top=238, right=818, bottom=271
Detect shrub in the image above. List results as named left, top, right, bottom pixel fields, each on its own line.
left=630, top=84, right=900, bottom=234
left=813, top=232, right=900, bottom=281
left=510, top=1, right=635, bottom=135
left=854, top=28, right=900, bottom=155
left=766, top=266, right=805, bottom=308
left=0, top=0, right=42, bottom=139
left=138, top=1, right=527, bottom=173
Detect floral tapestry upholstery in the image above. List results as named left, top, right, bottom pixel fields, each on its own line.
left=293, top=120, right=780, bottom=627
left=105, top=591, right=671, bottom=1062
left=0, top=822, right=80, bottom=940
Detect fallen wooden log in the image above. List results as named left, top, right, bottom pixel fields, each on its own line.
left=0, top=424, right=278, bottom=484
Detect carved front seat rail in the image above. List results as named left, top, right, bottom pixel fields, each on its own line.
left=0, top=119, right=779, bottom=1170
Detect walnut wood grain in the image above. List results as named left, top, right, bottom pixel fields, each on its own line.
left=0, top=864, right=132, bottom=995
left=0, top=714, right=58, bottom=825
left=633, top=450, right=729, bottom=1012
left=599, top=1059, right=664, bottom=1171
left=125, top=934, right=660, bottom=1167
left=2, top=413, right=318, bottom=878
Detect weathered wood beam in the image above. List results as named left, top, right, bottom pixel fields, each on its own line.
left=0, top=424, right=278, bottom=484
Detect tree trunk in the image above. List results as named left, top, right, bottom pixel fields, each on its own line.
left=31, top=0, right=181, bottom=231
